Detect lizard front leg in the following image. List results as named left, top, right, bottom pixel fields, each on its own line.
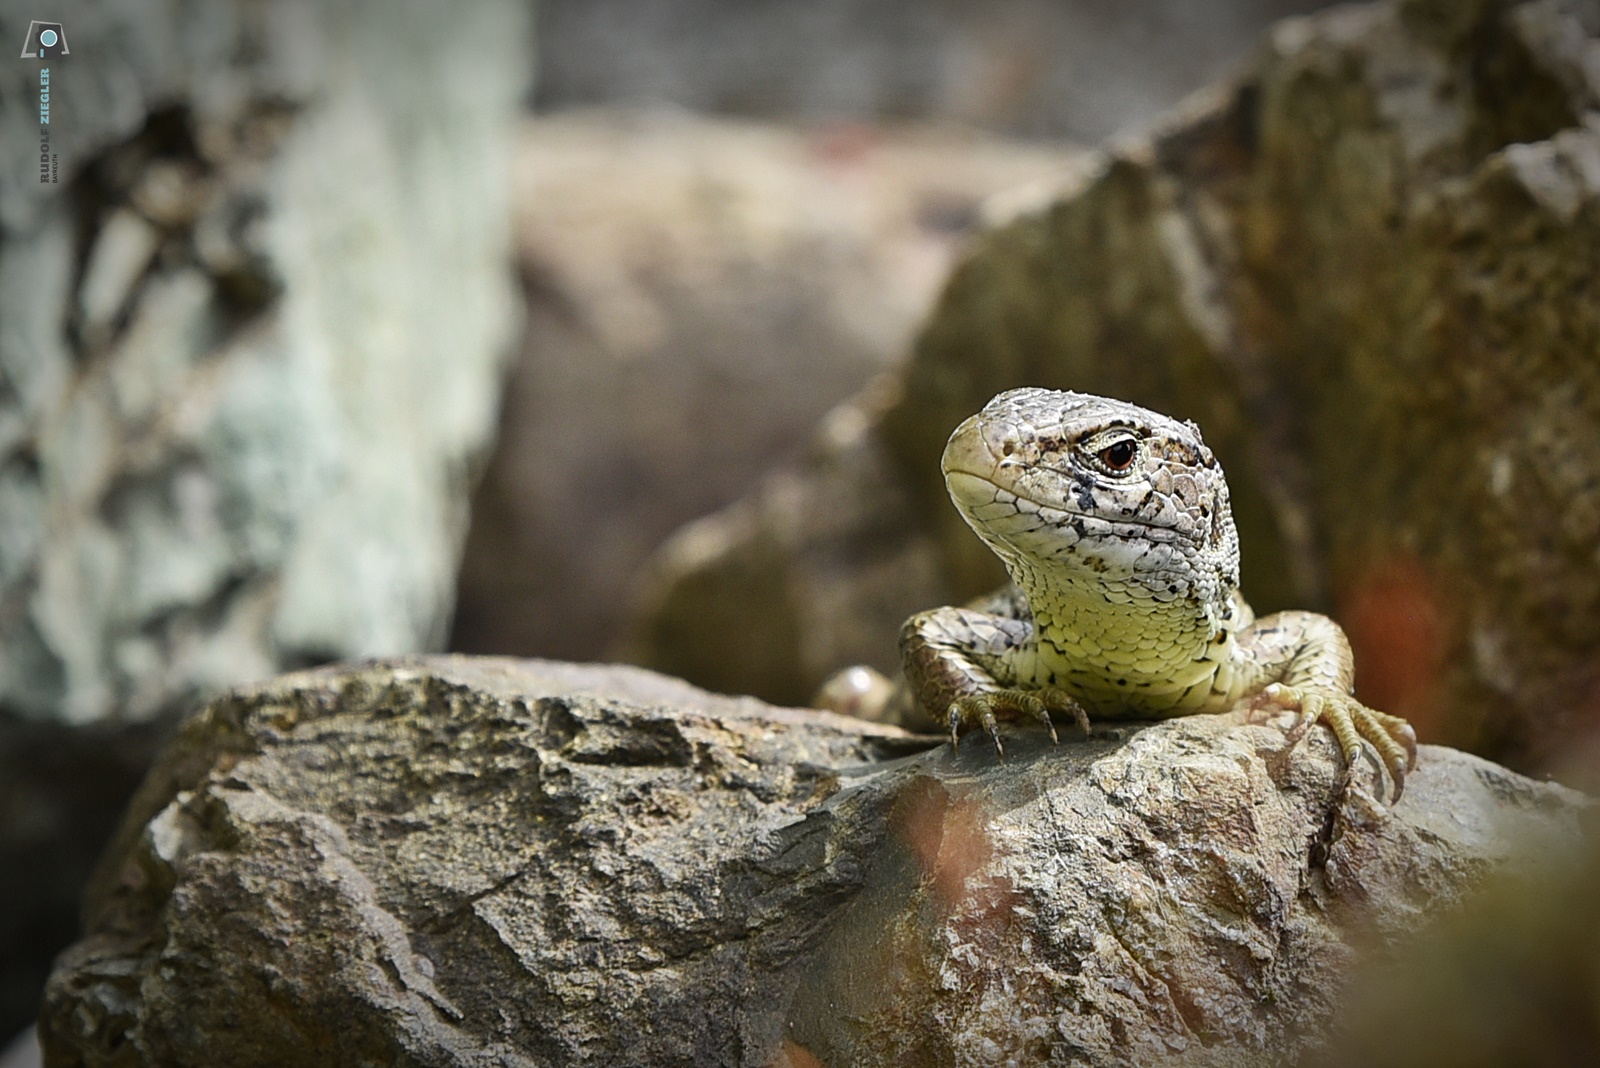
left=900, top=600, right=1089, bottom=757
left=1235, top=611, right=1418, bottom=801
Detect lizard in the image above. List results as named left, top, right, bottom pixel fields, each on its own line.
left=826, top=387, right=1417, bottom=801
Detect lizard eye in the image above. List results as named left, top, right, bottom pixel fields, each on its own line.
left=1098, top=439, right=1137, bottom=472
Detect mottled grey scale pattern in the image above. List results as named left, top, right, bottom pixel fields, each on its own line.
left=899, top=388, right=1417, bottom=799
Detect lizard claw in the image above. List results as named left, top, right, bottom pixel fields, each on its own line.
left=1255, top=683, right=1417, bottom=803
left=947, top=688, right=1091, bottom=757
left=946, top=698, right=1008, bottom=759
left=981, top=704, right=1006, bottom=760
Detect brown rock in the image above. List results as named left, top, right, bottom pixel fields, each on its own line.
left=621, top=378, right=950, bottom=706
left=40, top=657, right=1585, bottom=1066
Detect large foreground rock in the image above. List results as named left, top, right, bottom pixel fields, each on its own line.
left=41, top=657, right=1585, bottom=1067
left=626, top=0, right=1600, bottom=776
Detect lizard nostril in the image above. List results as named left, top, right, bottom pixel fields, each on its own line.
left=981, top=417, right=1021, bottom=461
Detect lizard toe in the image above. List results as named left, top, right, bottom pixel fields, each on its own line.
left=1038, top=688, right=1091, bottom=739
left=1350, top=704, right=1414, bottom=802
left=1015, top=693, right=1059, bottom=745
left=1370, top=709, right=1419, bottom=771
left=1279, top=685, right=1414, bottom=804
left=947, top=694, right=1008, bottom=758
left=981, top=706, right=1007, bottom=760
left=1258, top=683, right=1416, bottom=804
left=947, top=688, right=1089, bottom=755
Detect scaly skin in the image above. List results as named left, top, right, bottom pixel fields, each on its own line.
left=899, top=388, right=1417, bottom=801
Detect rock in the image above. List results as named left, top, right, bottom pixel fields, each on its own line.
left=0, top=720, right=159, bottom=1047
left=1299, top=808, right=1600, bottom=1068
left=40, top=656, right=1586, bottom=1067
left=535, top=0, right=1335, bottom=142
left=0, top=1028, right=41, bottom=1068
left=620, top=377, right=951, bottom=706
left=0, top=0, right=529, bottom=1038
left=626, top=0, right=1600, bottom=777
left=451, top=110, right=1083, bottom=664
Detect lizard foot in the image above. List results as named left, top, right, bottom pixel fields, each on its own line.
left=948, top=688, right=1090, bottom=759
left=1254, top=683, right=1418, bottom=803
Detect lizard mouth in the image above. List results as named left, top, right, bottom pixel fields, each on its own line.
left=944, top=468, right=1192, bottom=545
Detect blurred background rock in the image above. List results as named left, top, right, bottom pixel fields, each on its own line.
left=449, top=111, right=1085, bottom=665
left=533, top=0, right=1333, bottom=141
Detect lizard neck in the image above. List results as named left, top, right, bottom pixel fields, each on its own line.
left=1008, top=559, right=1241, bottom=714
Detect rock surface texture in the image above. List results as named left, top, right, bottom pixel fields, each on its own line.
left=627, top=0, right=1600, bottom=776
left=0, top=0, right=527, bottom=1035
left=41, top=657, right=1586, bottom=1067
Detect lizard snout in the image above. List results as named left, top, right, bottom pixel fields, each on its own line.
left=943, top=412, right=1021, bottom=481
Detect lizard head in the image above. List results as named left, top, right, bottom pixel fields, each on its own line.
left=942, top=387, right=1240, bottom=607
